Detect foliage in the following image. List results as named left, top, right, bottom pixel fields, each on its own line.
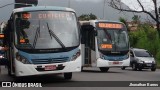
left=129, top=23, right=160, bottom=65
left=132, top=15, right=141, bottom=23
left=119, top=17, right=129, bottom=31
left=119, top=17, right=127, bottom=25
left=78, top=13, right=97, bottom=21
left=109, top=0, right=160, bottom=35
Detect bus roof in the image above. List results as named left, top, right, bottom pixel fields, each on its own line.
left=80, top=20, right=124, bottom=26
left=13, top=6, right=75, bottom=13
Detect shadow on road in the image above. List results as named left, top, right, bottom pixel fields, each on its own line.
left=82, top=70, right=124, bottom=73
left=14, top=74, right=73, bottom=83
left=13, top=74, right=113, bottom=87
left=122, top=68, right=153, bottom=72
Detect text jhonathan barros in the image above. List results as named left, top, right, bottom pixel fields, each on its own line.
left=129, top=83, right=158, bottom=87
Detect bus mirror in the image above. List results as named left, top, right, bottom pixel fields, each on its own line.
left=0, top=21, right=7, bottom=33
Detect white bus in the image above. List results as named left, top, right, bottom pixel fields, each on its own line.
left=4, top=6, right=81, bottom=79
left=80, top=20, right=130, bottom=72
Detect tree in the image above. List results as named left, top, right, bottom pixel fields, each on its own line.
left=119, top=17, right=127, bottom=25
left=119, top=17, right=129, bottom=31
left=78, top=14, right=89, bottom=21
left=89, top=13, right=97, bottom=20
left=78, top=13, right=97, bottom=21
left=108, top=0, right=160, bottom=36
left=132, top=15, right=141, bottom=23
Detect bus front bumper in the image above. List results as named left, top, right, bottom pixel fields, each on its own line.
left=14, top=57, right=81, bottom=76
left=97, top=58, right=130, bottom=67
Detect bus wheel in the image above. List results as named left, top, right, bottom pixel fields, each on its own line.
left=8, top=68, right=11, bottom=76
left=151, top=67, right=156, bottom=71
left=121, top=67, right=126, bottom=70
left=14, top=76, right=23, bottom=81
left=81, top=66, right=84, bottom=72
left=99, top=67, right=109, bottom=72
left=7, top=66, right=12, bottom=76
left=132, top=63, right=137, bottom=71
left=64, top=72, right=72, bottom=80
left=138, top=67, right=142, bottom=71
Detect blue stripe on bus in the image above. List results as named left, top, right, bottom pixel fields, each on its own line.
left=103, top=54, right=129, bottom=61
left=18, top=48, right=79, bottom=64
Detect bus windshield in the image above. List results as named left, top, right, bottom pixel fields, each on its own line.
left=14, top=11, right=79, bottom=50
left=97, top=25, right=129, bottom=52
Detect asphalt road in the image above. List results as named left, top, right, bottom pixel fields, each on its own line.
left=0, top=66, right=160, bottom=89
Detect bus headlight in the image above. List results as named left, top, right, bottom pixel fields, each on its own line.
left=0, top=54, right=4, bottom=59
left=71, top=50, right=81, bottom=61
left=16, top=53, right=30, bottom=64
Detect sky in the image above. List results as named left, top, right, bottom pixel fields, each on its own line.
left=121, top=0, right=156, bottom=11
left=0, top=0, right=159, bottom=23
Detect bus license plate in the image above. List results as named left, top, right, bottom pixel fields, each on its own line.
left=113, top=61, right=119, bottom=64
left=45, top=65, right=56, bottom=71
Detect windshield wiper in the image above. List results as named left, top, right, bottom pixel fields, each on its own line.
left=103, top=29, right=112, bottom=42
left=46, top=22, right=66, bottom=49
left=117, top=30, right=121, bottom=44
left=33, top=20, right=41, bottom=48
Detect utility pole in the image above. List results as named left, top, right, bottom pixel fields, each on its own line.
left=103, top=0, right=106, bottom=19
left=68, top=0, right=71, bottom=8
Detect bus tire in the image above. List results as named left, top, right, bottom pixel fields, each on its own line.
left=14, top=76, right=23, bottom=82
left=7, top=65, right=13, bottom=76
left=64, top=72, right=72, bottom=80
left=132, top=63, right=137, bottom=71
left=99, top=67, right=109, bottom=72
left=121, top=67, right=126, bottom=70
left=8, top=67, right=12, bottom=76
left=81, top=66, right=84, bottom=72
left=138, top=67, right=142, bottom=71
left=151, top=68, right=156, bottom=71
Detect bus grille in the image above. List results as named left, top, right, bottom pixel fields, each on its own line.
left=31, top=57, right=69, bottom=64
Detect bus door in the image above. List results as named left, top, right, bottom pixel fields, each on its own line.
left=81, top=25, right=94, bottom=66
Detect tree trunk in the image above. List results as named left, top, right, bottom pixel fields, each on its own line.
left=156, top=21, right=160, bottom=37
left=153, top=0, right=160, bottom=37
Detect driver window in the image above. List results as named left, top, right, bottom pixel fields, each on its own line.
left=15, top=14, right=30, bottom=44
